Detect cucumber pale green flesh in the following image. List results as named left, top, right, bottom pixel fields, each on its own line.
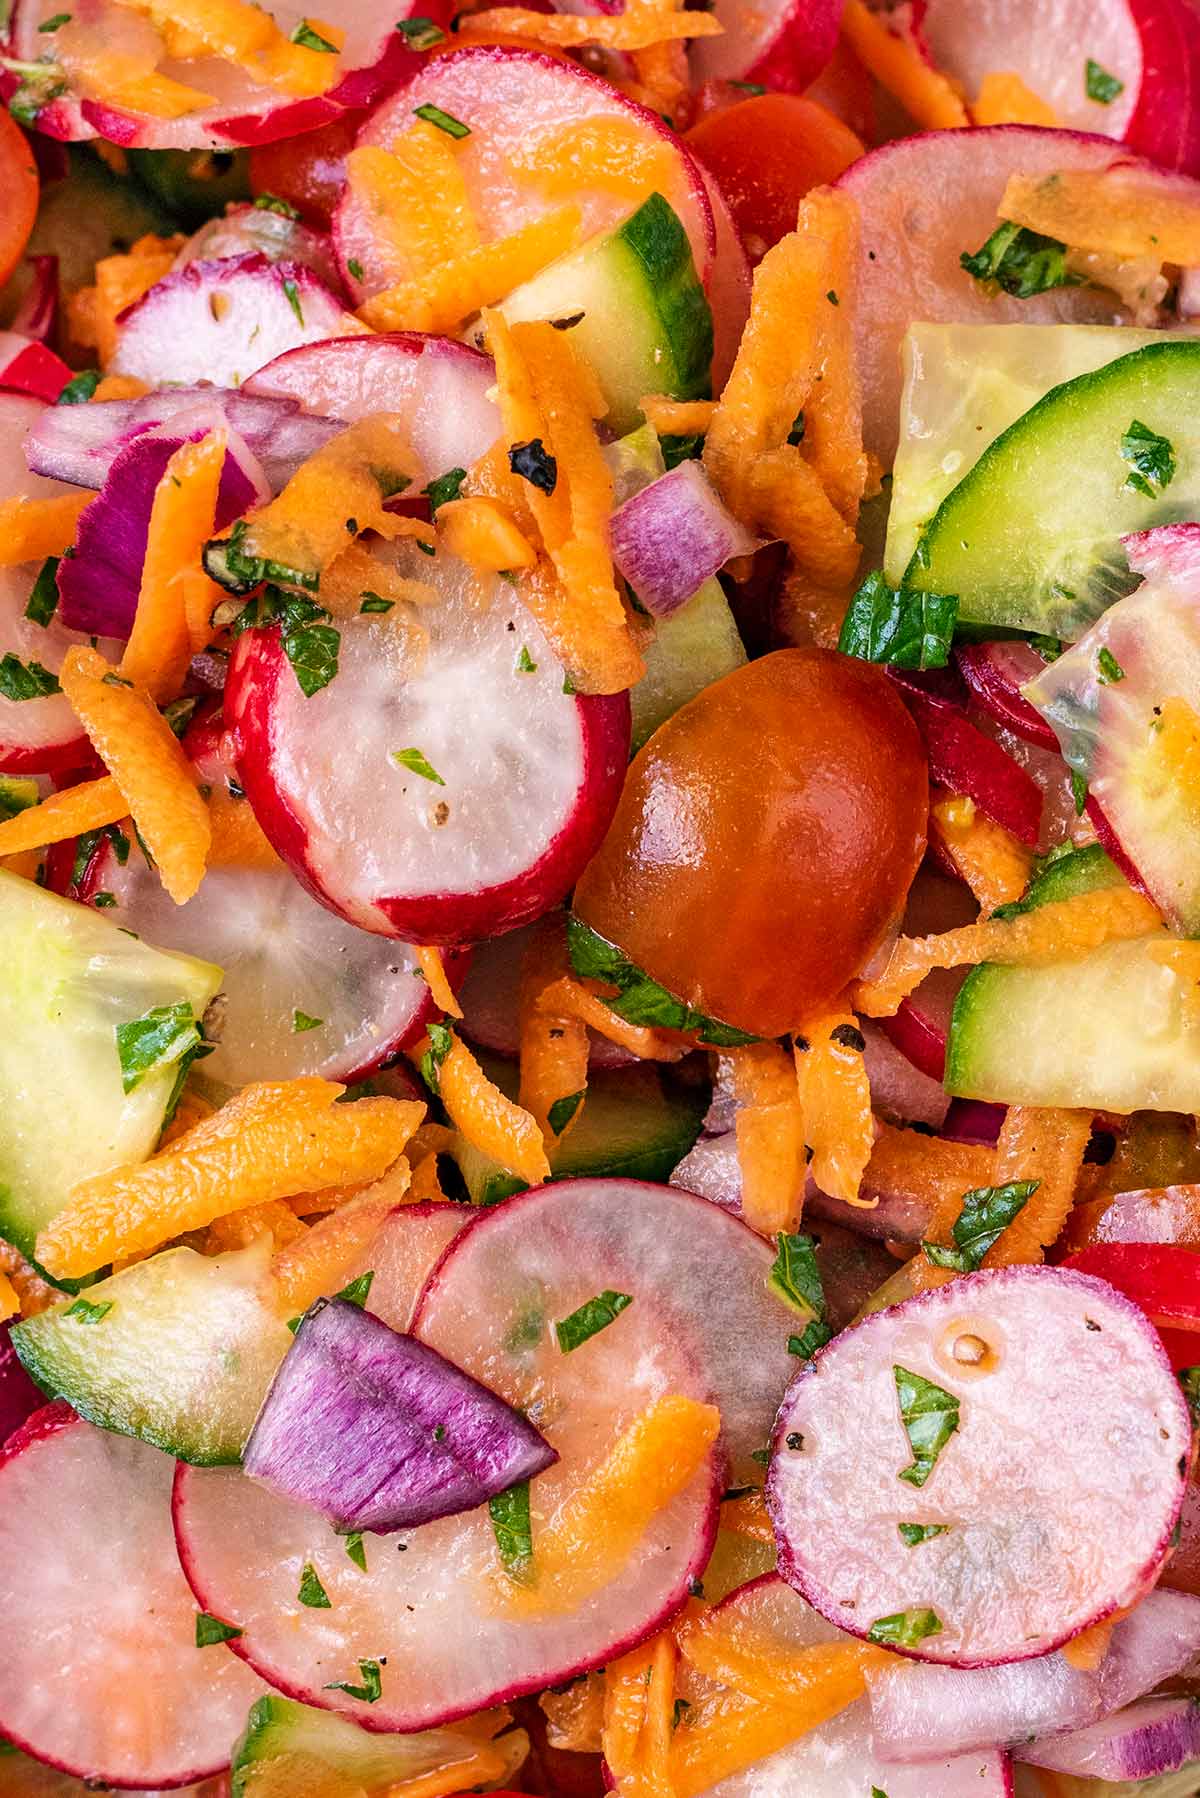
left=945, top=847, right=1200, bottom=1112
left=885, top=323, right=1186, bottom=583
left=632, top=576, right=747, bottom=751
left=498, top=192, right=713, bottom=435
left=904, top=340, right=1200, bottom=638
left=0, top=871, right=221, bottom=1279
left=12, top=1241, right=293, bottom=1465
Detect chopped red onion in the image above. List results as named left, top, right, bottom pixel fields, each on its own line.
left=609, top=461, right=760, bottom=617
left=1017, top=1697, right=1200, bottom=1783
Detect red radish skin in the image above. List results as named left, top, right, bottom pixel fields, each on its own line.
left=175, top=204, right=344, bottom=294
left=836, top=129, right=1138, bottom=463
left=767, top=1265, right=1191, bottom=1667
left=108, top=255, right=361, bottom=391
left=0, top=1321, right=42, bottom=1447
left=879, top=865, right=977, bottom=1082
left=895, top=664, right=1045, bottom=848
left=1064, top=1186, right=1200, bottom=1248
left=956, top=642, right=1059, bottom=752
left=1063, top=1243, right=1200, bottom=1332
left=689, top=0, right=841, bottom=92
left=0, top=330, right=69, bottom=403
left=344, top=1202, right=471, bottom=1333
left=334, top=48, right=715, bottom=303
left=226, top=560, right=631, bottom=944
left=0, top=1403, right=266, bottom=1788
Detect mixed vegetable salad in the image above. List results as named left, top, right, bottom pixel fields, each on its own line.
left=7, top=0, right=1200, bottom=1794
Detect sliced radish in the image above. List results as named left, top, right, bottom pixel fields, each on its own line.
left=689, top=0, right=840, bottom=91
left=700, top=168, right=751, bottom=394
left=898, top=680, right=1043, bottom=846
left=226, top=544, right=631, bottom=943
left=956, top=641, right=1060, bottom=751
left=244, top=333, right=500, bottom=479
left=674, top=1574, right=1013, bottom=1798
left=867, top=1586, right=1200, bottom=1760
left=348, top=1202, right=470, bottom=1333
left=0, top=329, right=69, bottom=404
left=334, top=47, right=714, bottom=303
left=1063, top=1242, right=1200, bottom=1332
left=836, top=128, right=1139, bottom=463
left=108, top=255, right=362, bottom=390
left=965, top=703, right=1081, bottom=856
left=174, top=1182, right=745, bottom=1730
left=0, top=391, right=120, bottom=774
left=0, top=1403, right=265, bottom=1788
left=1018, top=1696, right=1200, bottom=1783
left=767, top=1265, right=1190, bottom=1666
left=456, top=918, right=630, bottom=1069
left=2, top=0, right=447, bottom=152
left=1066, top=1186, right=1200, bottom=1247
left=176, top=203, right=344, bottom=294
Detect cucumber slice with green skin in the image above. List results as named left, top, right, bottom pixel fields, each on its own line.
left=231, top=1693, right=526, bottom=1798
left=0, top=871, right=221, bottom=1281
left=453, top=1059, right=707, bottom=1205
left=632, top=577, right=747, bottom=752
left=945, top=845, right=1200, bottom=1112
left=904, top=340, right=1200, bottom=639
left=11, top=1241, right=293, bottom=1465
left=499, top=192, right=714, bottom=436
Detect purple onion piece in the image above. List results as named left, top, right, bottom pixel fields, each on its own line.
left=57, top=407, right=269, bottom=639
left=1017, top=1696, right=1200, bottom=1782
left=243, top=1297, right=558, bottom=1533
left=0, top=1321, right=44, bottom=1448
left=609, top=461, right=760, bottom=618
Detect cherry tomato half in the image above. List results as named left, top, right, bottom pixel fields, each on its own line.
left=685, top=94, right=864, bottom=260
left=574, top=649, right=928, bottom=1038
left=247, top=112, right=361, bottom=230
left=0, top=112, right=39, bottom=291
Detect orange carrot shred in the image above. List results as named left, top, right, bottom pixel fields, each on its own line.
left=1061, top=1617, right=1116, bottom=1671
left=0, top=1272, right=18, bottom=1322
left=639, top=396, right=716, bottom=437
left=359, top=208, right=581, bottom=336
left=435, top=496, right=537, bottom=573
left=983, top=1106, right=1093, bottom=1266
left=679, top=1607, right=887, bottom=1712
left=793, top=1005, right=874, bottom=1208
left=840, top=0, right=969, bottom=129
left=436, top=1030, right=550, bottom=1186
left=0, top=493, right=92, bottom=566
left=92, top=374, right=150, bottom=402
left=121, top=431, right=227, bottom=701
left=455, top=4, right=721, bottom=49
left=414, top=946, right=463, bottom=1020
left=533, top=971, right=686, bottom=1061
left=720, top=1489, right=774, bottom=1542
left=206, top=1199, right=309, bottom=1255
left=0, top=777, right=125, bottom=858
left=724, top=1042, right=805, bottom=1235
left=518, top=918, right=591, bottom=1147
left=272, top=1162, right=416, bottom=1314
left=971, top=70, right=1058, bottom=125
left=931, top=789, right=1034, bottom=914
left=1000, top=166, right=1200, bottom=266
left=0, top=1241, right=57, bottom=1319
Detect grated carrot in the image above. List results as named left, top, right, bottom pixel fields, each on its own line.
left=0, top=493, right=92, bottom=566
left=625, top=38, right=690, bottom=123
left=749, top=450, right=861, bottom=588
left=73, top=233, right=184, bottom=367
left=121, top=431, right=227, bottom=702
left=931, top=789, right=1034, bottom=914
left=983, top=1105, right=1093, bottom=1266
left=971, top=70, right=1058, bottom=126
left=639, top=397, right=715, bottom=437
left=852, top=885, right=1162, bottom=1017
left=74, top=60, right=216, bottom=116
left=543, top=1670, right=606, bottom=1754
left=272, top=1161, right=416, bottom=1314
left=519, top=918, right=591, bottom=1147
left=319, top=540, right=438, bottom=614
left=635, top=1630, right=678, bottom=1798
left=840, top=0, right=969, bottom=129
left=112, top=0, right=343, bottom=96
left=378, top=1743, right=514, bottom=1798
left=720, top=1489, right=774, bottom=1542
left=180, top=566, right=226, bottom=659
left=1061, top=1617, right=1116, bottom=1671
left=788, top=189, right=866, bottom=524
left=510, top=118, right=681, bottom=205
left=0, top=776, right=124, bottom=858
left=435, top=1029, right=550, bottom=1186
left=793, top=1005, right=874, bottom=1208
left=775, top=566, right=854, bottom=651
left=359, top=208, right=581, bottom=336
left=92, top=374, right=150, bottom=402
left=603, top=1640, right=657, bottom=1788
left=414, top=946, right=463, bottom=1020
left=346, top=131, right=479, bottom=282
left=868, top=1119, right=997, bottom=1207
left=206, top=1199, right=308, bottom=1255
left=679, top=1608, right=887, bottom=1712
left=671, top=1684, right=856, bottom=1798
left=494, top=1395, right=719, bottom=1615
left=725, top=1042, right=806, bottom=1235
left=435, top=496, right=536, bottom=573
left=408, top=1148, right=449, bottom=1204
left=533, top=970, right=686, bottom=1062
left=59, top=646, right=211, bottom=905
left=0, top=1272, right=18, bottom=1322
left=1000, top=167, right=1200, bottom=267
left=206, top=786, right=282, bottom=870
left=456, top=4, right=722, bottom=50
left=35, top=1080, right=422, bottom=1280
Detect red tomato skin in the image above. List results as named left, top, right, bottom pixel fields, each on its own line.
left=685, top=94, right=864, bottom=259
left=0, top=113, right=38, bottom=290
left=248, top=112, right=361, bottom=229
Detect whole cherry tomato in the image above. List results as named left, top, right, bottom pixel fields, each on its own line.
left=248, top=112, right=361, bottom=229
left=573, top=649, right=928, bottom=1038
left=685, top=94, right=864, bottom=260
left=0, top=111, right=39, bottom=291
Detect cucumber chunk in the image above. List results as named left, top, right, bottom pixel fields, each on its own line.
left=499, top=192, right=713, bottom=434
left=904, top=339, right=1200, bottom=638
left=12, top=1240, right=292, bottom=1465
left=632, top=576, right=746, bottom=751
left=946, top=846, right=1200, bottom=1112
left=0, top=872, right=221, bottom=1279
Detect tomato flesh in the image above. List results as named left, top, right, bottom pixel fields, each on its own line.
left=247, top=112, right=361, bottom=229
left=0, top=113, right=39, bottom=291
left=573, top=649, right=928, bottom=1037
left=685, top=94, right=864, bottom=259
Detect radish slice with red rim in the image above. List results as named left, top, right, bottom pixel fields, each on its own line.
left=225, top=544, right=631, bottom=944
left=0, top=1403, right=266, bottom=1788
left=333, top=46, right=715, bottom=303
left=0, top=392, right=121, bottom=774
left=956, top=641, right=1060, bottom=750
left=689, top=0, right=840, bottom=92
left=347, top=1202, right=471, bottom=1333
left=176, top=204, right=344, bottom=293
left=456, top=919, right=632, bottom=1069
left=108, top=255, right=362, bottom=391
left=767, top=1265, right=1190, bottom=1666
left=901, top=683, right=1043, bottom=845
left=0, top=1322, right=42, bottom=1449
left=244, top=334, right=501, bottom=479
left=700, top=168, right=752, bottom=393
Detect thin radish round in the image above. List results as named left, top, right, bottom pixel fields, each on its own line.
left=176, top=204, right=344, bottom=293
left=673, top=1574, right=1013, bottom=1798
left=689, top=0, right=840, bottom=93
left=700, top=168, right=751, bottom=393
left=767, top=1265, right=1191, bottom=1667
left=244, top=333, right=501, bottom=479
left=334, top=47, right=715, bottom=303
left=0, top=1403, right=265, bottom=1788
left=2, top=0, right=448, bottom=151
left=226, top=543, right=631, bottom=943
left=0, top=391, right=120, bottom=774
left=347, top=1202, right=470, bottom=1333
left=108, top=255, right=362, bottom=391
left=456, top=918, right=631, bottom=1069
left=836, top=128, right=1135, bottom=463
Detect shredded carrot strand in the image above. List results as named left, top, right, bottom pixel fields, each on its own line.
left=435, top=496, right=536, bottom=573
left=971, top=70, right=1058, bottom=126
left=205, top=1199, right=308, bottom=1255
left=71, top=233, right=184, bottom=367
left=436, top=1030, right=550, bottom=1186
left=0, top=777, right=124, bottom=858
left=1000, top=167, right=1200, bottom=266
left=679, top=1610, right=887, bottom=1711
left=543, top=1671, right=606, bottom=1754
left=720, top=1489, right=774, bottom=1542
left=359, top=208, right=581, bottom=336
left=533, top=972, right=686, bottom=1061
left=0, top=1272, right=19, bottom=1322
left=510, top=118, right=681, bottom=205
left=272, top=1162, right=415, bottom=1313
left=206, top=786, right=282, bottom=869
left=414, top=946, right=463, bottom=1020
left=1061, top=1616, right=1116, bottom=1671
left=983, top=1106, right=1093, bottom=1266
left=840, top=0, right=969, bottom=129
left=378, top=1744, right=513, bottom=1798
left=723, top=1042, right=805, bottom=1235
left=121, top=431, right=227, bottom=701
left=518, top=918, right=591, bottom=1147
left=346, top=129, right=479, bottom=281
left=603, top=1641, right=656, bottom=1786
left=0, top=493, right=92, bottom=566
left=456, top=4, right=721, bottom=49
left=92, top=374, right=150, bottom=402
left=794, top=1005, right=874, bottom=1208
left=639, top=396, right=716, bottom=437
left=931, top=789, right=1034, bottom=914
left=0, top=1241, right=56, bottom=1318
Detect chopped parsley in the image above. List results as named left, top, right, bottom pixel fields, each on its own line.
left=195, top=1612, right=243, bottom=1647
left=360, top=593, right=395, bottom=614
left=254, top=193, right=301, bottom=218
left=1096, top=646, right=1125, bottom=685
left=346, top=257, right=364, bottom=281
left=1072, top=767, right=1089, bottom=815
left=292, top=1010, right=324, bottom=1033
left=489, top=1480, right=533, bottom=1579
left=509, top=438, right=558, bottom=495
left=1085, top=58, right=1124, bottom=103
left=391, top=746, right=445, bottom=784
left=413, top=101, right=470, bottom=138
left=65, top=1296, right=113, bottom=1324
left=838, top=571, right=958, bottom=671
left=868, top=1608, right=944, bottom=1648
left=25, top=557, right=59, bottom=626
left=56, top=369, right=101, bottom=406
left=324, top=1658, right=383, bottom=1703
left=1180, top=1366, right=1200, bottom=1428
left=660, top=432, right=705, bottom=469
left=566, top=915, right=756, bottom=1047
left=767, top=1232, right=825, bottom=1322
left=274, top=592, right=339, bottom=697
left=921, top=1181, right=1039, bottom=1274
left=297, top=1563, right=332, bottom=1607
left=334, top=1270, right=375, bottom=1309
left=960, top=221, right=1079, bottom=299
left=787, top=410, right=805, bottom=447
left=1120, top=419, right=1175, bottom=498
left=343, top=1531, right=367, bottom=1571
left=423, top=466, right=467, bottom=514
left=205, top=521, right=319, bottom=596
left=291, top=18, right=338, bottom=49
left=547, top=1089, right=583, bottom=1135
left=115, top=1001, right=202, bottom=1095
left=38, top=11, right=71, bottom=27
left=897, top=1521, right=949, bottom=1547
left=419, top=1020, right=454, bottom=1095
left=555, top=1289, right=633, bottom=1352
left=894, top=1365, right=960, bottom=1488
left=281, top=277, right=305, bottom=327
left=516, top=644, right=538, bottom=673
left=0, top=655, right=59, bottom=701
left=163, top=695, right=199, bottom=738
left=729, top=78, right=765, bottom=92
left=92, top=891, right=116, bottom=908
left=396, top=15, right=446, bottom=46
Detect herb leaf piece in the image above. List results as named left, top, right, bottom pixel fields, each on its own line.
left=489, top=1480, right=533, bottom=1579
left=423, top=466, right=467, bottom=513
left=324, top=1658, right=383, bottom=1703
left=555, top=1290, right=633, bottom=1352
left=115, top=1001, right=201, bottom=1094
left=1120, top=419, right=1175, bottom=498
left=391, top=746, right=445, bottom=785
left=291, top=18, right=338, bottom=49
left=960, top=221, right=1080, bottom=299
left=921, top=1180, right=1039, bottom=1274
left=196, top=1612, right=243, bottom=1647
left=0, top=655, right=60, bottom=701
left=419, top=1020, right=454, bottom=1095
left=547, top=1089, right=583, bottom=1135
left=898, top=1521, right=949, bottom=1547
left=1086, top=58, right=1124, bottom=102
left=893, top=1365, right=960, bottom=1488
left=868, top=1608, right=944, bottom=1648
left=396, top=15, right=446, bottom=45
left=334, top=1270, right=374, bottom=1309
left=566, top=916, right=756, bottom=1047
left=343, top=1531, right=367, bottom=1572
left=298, top=1563, right=332, bottom=1608
left=767, top=1233, right=825, bottom=1323
left=25, top=558, right=59, bottom=627
left=838, top=571, right=958, bottom=671
left=65, top=1297, right=113, bottom=1325
left=413, top=101, right=470, bottom=138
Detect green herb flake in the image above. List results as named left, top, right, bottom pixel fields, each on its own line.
left=547, top=1089, right=584, bottom=1135
left=660, top=431, right=704, bottom=469
left=292, top=1010, right=324, bottom=1033
left=163, top=694, right=199, bottom=738
left=562, top=672, right=576, bottom=695
left=56, top=369, right=101, bottom=406
left=838, top=571, right=958, bottom=671
left=281, top=277, right=305, bottom=327
left=1071, top=767, right=1089, bottom=815
left=280, top=596, right=340, bottom=697
left=65, top=1296, right=113, bottom=1324
left=767, top=1232, right=825, bottom=1324
left=324, top=1658, right=383, bottom=1703
left=0, top=655, right=60, bottom=701
left=516, top=644, right=538, bottom=673
left=290, top=18, right=338, bottom=49
left=1095, top=646, right=1126, bottom=686
left=334, top=1270, right=375, bottom=1309
left=489, top=1479, right=533, bottom=1578
left=0, top=777, right=38, bottom=822
left=555, top=1289, right=633, bottom=1352
left=254, top=193, right=301, bottom=218
left=897, top=1521, right=949, bottom=1547
left=1086, top=58, right=1124, bottom=102
left=24, top=557, right=59, bottom=627
left=565, top=915, right=756, bottom=1047
left=673, top=1698, right=692, bottom=1729
left=1120, top=419, right=1175, bottom=498
left=92, top=891, right=116, bottom=908
left=343, top=1531, right=367, bottom=1571
left=298, top=1563, right=332, bottom=1607
left=38, top=12, right=71, bottom=27
left=347, top=257, right=364, bottom=281
left=195, top=1612, right=243, bottom=1647
left=894, top=1365, right=960, bottom=1488
left=360, top=593, right=395, bottom=614
left=504, top=1302, right=545, bottom=1351
left=961, top=220, right=1080, bottom=298
left=422, top=466, right=468, bottom=515
left=921, top=1180, right=1039, bottom=1274
left=396, top=15, right=446, bottom=46
left=419, top=1019, right=454, bottom=1095
left=872, top=1789, right=889, bottom=1798
left=391, top=746, right=445, bottom=785
left=509, top=438, right=558, bottom=494
left=825, top=288, right=839, bottom=305
left=413, top=101, right=470, bottom=137
left=115, top=1001, right=201, bottom=1094
left=788, top=1321, right=833, bottom=1359
left=868, top=1608, right=944, bottom=1648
